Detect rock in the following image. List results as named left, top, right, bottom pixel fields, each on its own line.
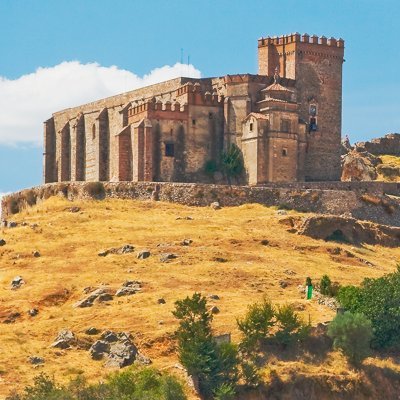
left=181, top=239, right=193, bottom=246
left=28, top=308, right=39, bottom=317
left=0, top=239, right=6, bottom=246
left=157, top=298, right=166, bottom=304
left=69, top=207, right=81, bottom=213
left=11, top=276, right=24, bottom=289
left=115, top=287, right=138, bottom=297
left=30, top=223, right=39, bottom=229
left=210, top=306, right=220, bottom=314
left=176, top=216, right=193, bottom=220
left=74, top=288, right=112, bottom=308
left=160, top=253, right=178, bottom=263
left=214, top=333, right=231, bottom=345
left=51, top=329, right=76, bottom=349
left=284, top=269, right=296, bottom=276
left=98, top=244, right=135, bottom=257
left=260, top=239, right=269, bottom=246
left=90, top=331, right=147, bottom=369
left=32, top=251, right=41, bottom=258
left=101, top=331, right=120, bottom=343
left=208, top=294, right=220, bottom=300
left=276, top=209, right=288, bottom=215
left=85, top=327, right=100, bottom=335
left=97, top=293, right=113, bottom=302
left=8, top=221, right=17, bottom=228
left=210, top=201, right=221, bottom=210
left=137, top=250, right=151, bottom=259
left=341, top=150, right=380, bottom=181
left=90, top=340, right=110, bottom=360
left=279, top=280, right=289, bottom=288
left=105, top=341, right=138, bottom=368
left=3, top=312, right=21, bottom=324
left=122, top=280, right=141, bottom=288
left=292, top=214, right=400, bottom=247
left=213, top=257, right=227, bottom=263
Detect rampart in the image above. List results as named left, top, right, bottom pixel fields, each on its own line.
left=2, top=181, right=400, bottom=227
left=355, top=133, right=400, bottom=156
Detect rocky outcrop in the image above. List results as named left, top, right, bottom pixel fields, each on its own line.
left=341, top=151, right=382, bottom=181
left=355, top=133, right=400, bottom=156
left=287, top=214, right=400, bottom=247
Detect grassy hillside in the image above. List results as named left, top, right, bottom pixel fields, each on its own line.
left=0, top=197, right=399, bottom=399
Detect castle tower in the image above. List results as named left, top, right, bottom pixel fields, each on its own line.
left=258, top=33, right=345, bottom=181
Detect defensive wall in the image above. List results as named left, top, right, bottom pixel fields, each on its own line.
left=2, top=181, right=400, bottom=227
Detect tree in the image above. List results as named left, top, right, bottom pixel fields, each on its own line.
left=221, top=144, right=244, bottom=184
left=337, top=266, right=400, bottom=349
left=320, top=274, right=332, bottom=296
left=173, top=293, right=239, bottom=398
left=274, top=304, right=310, bottom=348
left=327, top=311, right=373, bottom=366
left=237, top=298, right=275, bottom=353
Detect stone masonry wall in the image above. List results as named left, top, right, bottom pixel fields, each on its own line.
left=2, top=181, right=400, bottom=227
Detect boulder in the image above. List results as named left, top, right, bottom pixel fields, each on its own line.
left=28, top=308, right=39, bottom=317
left=51, top=329, right=76, bottom=349
left=0, top=239, right=6, bottom=246
left=89, top=330, right=149, bottom=369
left=137, top=250, right=151, bottom=259
left=157, top=298, right=166, bottom=304
left=341, top=150, right=381, bottom=181
left=160, top=253, right=178, bottom=263
left=181, top=239, right=193, bottom=246
left=32, top=251, right=41, bottom=258
left=74, top=288, right=112, bottom=308
left=210, top=201, right=221, bottom=210
left=210, top=306, right=220, bottom=314
left=291, top=214, right=400, bottom=247
left=85, top=327, right=100, bottom=335
left=11, top=276, right=24, bottom=289
left=98, top=244, right=134, bottom=257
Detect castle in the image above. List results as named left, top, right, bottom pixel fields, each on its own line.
left=43, top=33, right=345, bottom=185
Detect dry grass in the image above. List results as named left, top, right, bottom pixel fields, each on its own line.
left=0, top=197, right=399, bottom=398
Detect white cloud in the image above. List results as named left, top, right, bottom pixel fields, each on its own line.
left=0, top=62, right=201, bottom=146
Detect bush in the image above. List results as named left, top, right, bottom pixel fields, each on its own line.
left=237, top=298, right=274, bottom=352
left=337, top=267, right=400, bottom=349
left=204, top=160, right=218, bottom=176
left=221, top=144, right=244, bottom=184
left=173, top=293, right=239, bottom=398
left=240, top=360, right=261, bottom=388
left=320, top=274, right=332, bottom=296
left=327, top=311, right=373, bottom=366
left=7, top=367, right=187, bottom=400
left=274, top=304, right=310, bottom=348
left=85, top=182, right=105, bottom=199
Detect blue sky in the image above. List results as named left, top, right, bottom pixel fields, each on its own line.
left=0, top=0, right=399, bottom=193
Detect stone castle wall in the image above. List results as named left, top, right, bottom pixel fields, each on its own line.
left=2, top=181, right=400, bottom=227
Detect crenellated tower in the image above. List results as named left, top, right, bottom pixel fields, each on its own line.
left=258, top=33, right=345, bottom=181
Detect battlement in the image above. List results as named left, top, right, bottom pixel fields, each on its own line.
left=258, top=33, right=344, bottom=48
left=175, top=82, right=224, bottom=106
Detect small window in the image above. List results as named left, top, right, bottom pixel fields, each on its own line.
left=165, top=143, right=175, bottom=157
left=249, top=122, right=253, bottom=132
left=309, top=104, right=317, bottom=116
left=209, top=112, right=213, bottom=119
left=192, top=119, right=196, bottom=126
left=309, top=117, right=318, bottom=132
left=281, top=119, right=290, bottom=133
left=92, top=124, right=96, bottom=139
left=282, top=148, right=288, bottom=157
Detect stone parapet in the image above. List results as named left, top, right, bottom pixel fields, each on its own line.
left=2, top=181, right=400, bottom=227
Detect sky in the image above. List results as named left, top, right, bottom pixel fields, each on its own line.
left=0, top=0, right=399, bottom=193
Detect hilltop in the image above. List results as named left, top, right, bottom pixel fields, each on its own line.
left=0, top=197, right=400, bottom=399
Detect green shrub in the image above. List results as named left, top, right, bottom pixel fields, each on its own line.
left=204, top=160, right=218, bottom=176
left=7, top=368, right=187, bottom=400
left=274, top=304, right=310, bottom=347
left=327, top=311, right=373, bottom=366
left=85, top=182, right=105, bottom=199
left=320, top=274, right=332, bottom=296
left=240, top=360, right=261, bottom=388
left=213, top=382, right=236, bottom=400
left=237, top=298, right=274, bottom=352
left=221, top=144, right=244, bottom=184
